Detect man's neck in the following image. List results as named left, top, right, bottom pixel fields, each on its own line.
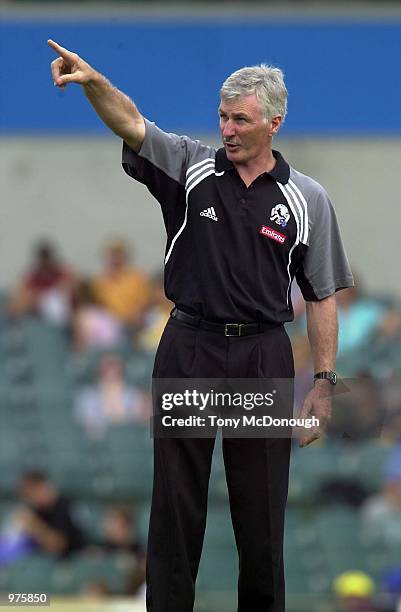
left=233, top=149, right=276, bottom=188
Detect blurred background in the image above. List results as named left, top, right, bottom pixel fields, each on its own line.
left=1, top=1, right=401, bottom=611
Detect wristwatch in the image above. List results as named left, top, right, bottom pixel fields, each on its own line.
left=314, top=371, right=337, bottom=385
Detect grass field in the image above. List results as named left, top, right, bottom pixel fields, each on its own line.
left=0, top=598, right=145, bottom=612
left=0, top=594, right=338, bottom=612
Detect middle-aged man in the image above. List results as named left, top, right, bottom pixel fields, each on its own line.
left=48, top=39, right=354, bottom=612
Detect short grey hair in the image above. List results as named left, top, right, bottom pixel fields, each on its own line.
left=220, top=64, right=288, bottom=123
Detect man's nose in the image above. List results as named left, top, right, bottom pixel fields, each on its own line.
left=222, top=120, right=235, bottom=138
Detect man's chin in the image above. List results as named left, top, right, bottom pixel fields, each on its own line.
left=225, top=145, right=242, bottom=161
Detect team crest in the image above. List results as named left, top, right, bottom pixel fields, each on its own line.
left=270, top=204, right=290, bottom=228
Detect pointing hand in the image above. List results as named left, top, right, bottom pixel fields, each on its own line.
left=48, top=39, right=94, bottom=88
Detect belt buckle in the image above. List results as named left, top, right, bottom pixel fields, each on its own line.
left=225, top=323, right=243, bottom=337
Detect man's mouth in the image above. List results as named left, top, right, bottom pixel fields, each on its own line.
left=224, top=142, right=240, bottom=150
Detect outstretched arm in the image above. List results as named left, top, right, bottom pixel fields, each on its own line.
left=48, top=39, right=145, bottom=152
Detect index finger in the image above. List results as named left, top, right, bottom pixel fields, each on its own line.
left=47, top=39, right=74, bottom=60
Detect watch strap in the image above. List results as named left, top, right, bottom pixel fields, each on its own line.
left=314, top=371, right=337, bottom=385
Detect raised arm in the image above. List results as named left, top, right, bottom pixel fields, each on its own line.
left=48, top=39, right=145, bottom=152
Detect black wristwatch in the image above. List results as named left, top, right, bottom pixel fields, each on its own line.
left=314, top=371, right=337, bottom=385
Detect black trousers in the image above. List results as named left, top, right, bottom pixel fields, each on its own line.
left=147, top=316, right=294, bottom=612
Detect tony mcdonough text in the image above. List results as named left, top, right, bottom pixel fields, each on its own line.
left=161, top=415, right=319, bottom=429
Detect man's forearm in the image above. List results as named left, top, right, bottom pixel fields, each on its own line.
left=24, top=513, right=67, bottom=554
left=83, top=72, right=145, bottom=151
left=306, top=294, right=338, bottom=373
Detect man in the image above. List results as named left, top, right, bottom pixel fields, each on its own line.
left=17, top=470, right=86, bottom=558
left=92, top=238, right=152, bottom=326
left=48, top=39, right=353, bottom=612
left=8, top=240, right=74, bottom=324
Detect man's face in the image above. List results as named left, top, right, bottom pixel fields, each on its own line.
left=106, top=245, right=127, bottom=271
left=19, top=481, right=50, bottom=508
left=99, top=355, right=124, bottom=382
left=218, top=93, right=281, bottom=165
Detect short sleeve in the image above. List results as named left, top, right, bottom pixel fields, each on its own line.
left=122, top=118, right=215, bottom=214
left=296, top=189, right=354, bottom=301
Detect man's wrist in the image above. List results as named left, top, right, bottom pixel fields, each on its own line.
left=314, top=371, right=337, bottom=386
left=314, top=378, right=332, bottom=387
left=83, top=69, right=105, bottom=91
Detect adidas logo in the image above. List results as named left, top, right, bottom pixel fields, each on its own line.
left=200, top=206, right=218, bottom=222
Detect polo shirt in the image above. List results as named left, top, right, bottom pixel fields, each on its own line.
left=122, top=119, right=354, bottom=324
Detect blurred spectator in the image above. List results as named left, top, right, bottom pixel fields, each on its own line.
left=379, top=308, right=401, bottom=340
left=0, top=511, right=36, bottom=566
left=80, top=580, right=110, bottom=600
left=381, top=567, right=401, bottom=612
left=381, top=374, right=401, bottom=441
left=101, top=505, right=144, bottom=558
left=92, top=239, right=152, bottom=327
left=8, top=241, right=74, bottom=325
left=74, top=354, right=150, bottom=438
left=327, top=374, right=385, bottom=440
left=137, top=270, right=173, bottom=352
left=367, top=308, right=401, bottom=378
left=291, top=275, right=401, bottom=379
left=13, top=470, right=86, bottom=558
left=332, top=570, right=378, bottom=611
left=361, top=444, right=401, bottom=547
left=336, top=285, right=386, bottom=357
left=71, top=279, right=122, bottom=352
left=100, top=505, right=146, bottom=596
left=291, top=280, right=390, bottom=356
left=318, top=479, right=368, bottom=508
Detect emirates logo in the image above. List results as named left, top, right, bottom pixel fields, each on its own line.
left=259, top=225, right=286, bottom=244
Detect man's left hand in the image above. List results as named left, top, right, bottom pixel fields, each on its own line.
left=15, top=507, right=42, bottom=534
left=297, top=380, right=333, bottom=448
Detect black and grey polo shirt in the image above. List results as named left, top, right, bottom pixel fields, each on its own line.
left=122, top=119, right=353, bottom=324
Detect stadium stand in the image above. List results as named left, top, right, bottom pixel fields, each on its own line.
left=1, top=277, right=401, bottom=612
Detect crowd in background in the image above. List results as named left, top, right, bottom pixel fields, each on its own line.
left=5, top=239, right=171, bottom=439
left=6, top=237, right=401, bottom=378
left=0, top=239, right=168, bottom=599
left=7, top=239, right=171, bottom=353
left=1, top=238, right=401, bottom=609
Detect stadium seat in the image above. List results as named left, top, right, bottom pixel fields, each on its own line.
left=288, top=443, right=340, bottom=503
left=137, top=503, right=150, bottom=543
left=125, top=353, right=154, bottom=389
left=197, top=545, right=238, bottom=591
left=3, top=555, right=56, bottom=593
left=203, top=508, right=235, bottom=550
left=67, top=554, right=128, bottom=594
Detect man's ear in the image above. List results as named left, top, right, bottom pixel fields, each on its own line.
left=269, top=115, right=282, bottom=136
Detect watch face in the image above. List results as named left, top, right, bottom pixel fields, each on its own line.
left=329, top=372, right=337, bottom=385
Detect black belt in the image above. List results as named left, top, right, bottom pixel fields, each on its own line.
left=170, top=308, right=280, bottom=337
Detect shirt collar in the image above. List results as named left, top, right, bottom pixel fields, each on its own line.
left=215, top=147, right=290, bottom=185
